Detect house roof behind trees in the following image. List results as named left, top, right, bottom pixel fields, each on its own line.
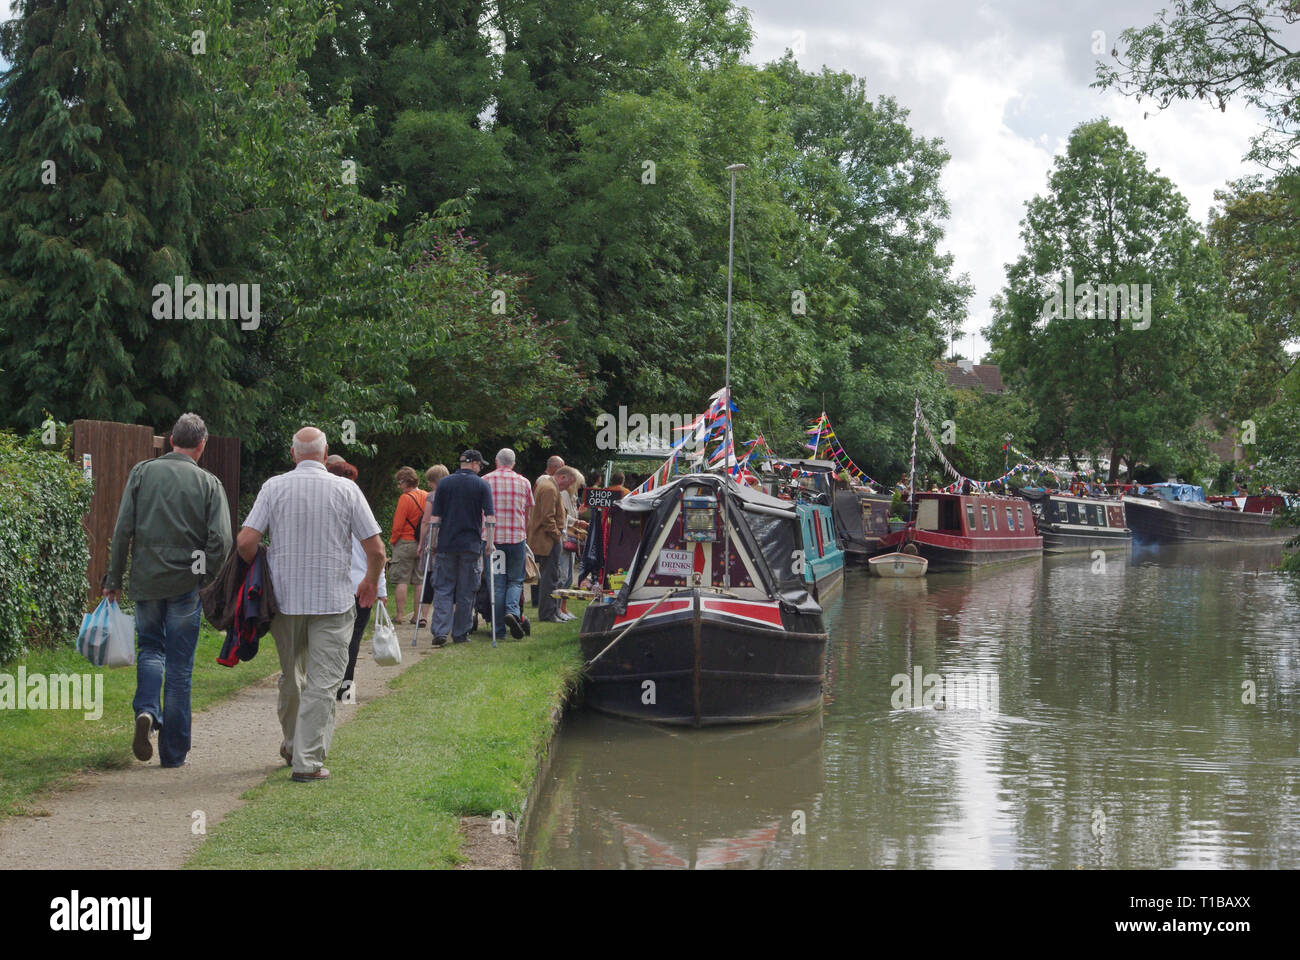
left=938, top=360, right=1004, bottom=394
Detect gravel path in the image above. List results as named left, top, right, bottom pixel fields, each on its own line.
left=0, top=630, right=435, bottom=870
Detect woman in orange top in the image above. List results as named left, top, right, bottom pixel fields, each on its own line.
left=390, top=466, right=427, bottom=625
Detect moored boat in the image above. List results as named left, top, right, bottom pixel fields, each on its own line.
left=1123, top=484, right=1299, bottom=543
left=868, top=549, right=928, bottom=577
left=1017, top=487, right=1131, bottom=552
left=758, top=458, right=845, bottom=599
left=580, top=473, right=828, bottom=726
left=834, top=489, right=894, bottom=564
left=881, top=491, right=1043, bottom=569
left=795, top=500, right=844, bottom=600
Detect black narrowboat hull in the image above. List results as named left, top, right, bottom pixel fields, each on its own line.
left=1123, top=496, right=1299, bottom=544
left=579, top=592, right=828, bottom=727
left=1041, top=525, right=1132, bottom=552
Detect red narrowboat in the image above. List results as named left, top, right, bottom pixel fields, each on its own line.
left=880, top=491, right=1043, bottom=569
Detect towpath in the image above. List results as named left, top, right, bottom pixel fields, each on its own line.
left=0, top=633, right=434, bottom=869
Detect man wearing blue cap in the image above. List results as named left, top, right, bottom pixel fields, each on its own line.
left=429, top=450, right=496, bottom=645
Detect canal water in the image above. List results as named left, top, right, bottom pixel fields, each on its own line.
left=522, top=544, right=1300, bottom=868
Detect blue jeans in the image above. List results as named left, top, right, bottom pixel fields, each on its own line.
left=433, top=548, right=483, bottom=640
left=491, top=541, right=527, bottom=638
left=132, top=588, right=202, bottom=767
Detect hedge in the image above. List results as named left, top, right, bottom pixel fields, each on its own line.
left=0, top=430, right=93, bottom=662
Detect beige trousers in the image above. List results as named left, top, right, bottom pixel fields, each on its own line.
left=271, top=610, right=355, bottom=774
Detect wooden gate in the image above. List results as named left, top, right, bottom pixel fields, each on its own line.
left=72, top=420, right=241, bottom=606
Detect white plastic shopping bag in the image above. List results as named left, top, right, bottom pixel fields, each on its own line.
left=76, top=599, right=135, bottom=667
left=103, top=602, right=135, bottom=667
left=371, top=602, right=401, bottom=666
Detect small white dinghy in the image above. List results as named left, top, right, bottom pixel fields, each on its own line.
left=868, top=545, right=928, bottom=578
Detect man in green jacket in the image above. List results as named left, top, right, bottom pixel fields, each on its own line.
left=103, top=413, right=232, bottom=768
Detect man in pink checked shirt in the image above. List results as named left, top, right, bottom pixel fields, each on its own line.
left=481, top=448, right=534, bottom=640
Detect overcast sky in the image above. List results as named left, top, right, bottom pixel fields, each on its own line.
left=1, top=1, right=1273, bottom=361
left=740, top=0, right=1270, bottom=360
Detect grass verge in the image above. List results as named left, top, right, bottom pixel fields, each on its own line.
left=185, top=604, right=584, bottom=869
left=0, top=623, right=283, bottom=821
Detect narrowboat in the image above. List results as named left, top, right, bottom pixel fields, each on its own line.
left=757, top=458, right=845, bottom=599
left=1017, top=487, right=1131, bottom=552
left=1123, top=484, right=1299, bottom=543
left=795, top=500, right=844, bottom=600
left=834, top=489, right=894, bottom=563
left=881, top=491, right=1043, bottom=569
left=579, top=473, right=829, bottom=726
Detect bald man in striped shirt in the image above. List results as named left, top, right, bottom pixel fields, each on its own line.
left=237, top=427, right=385, bottom=782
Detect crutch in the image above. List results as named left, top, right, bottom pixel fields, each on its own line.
left=488, top=545, right=503, bottom=648
left=414, top=547, right=432, bottom=647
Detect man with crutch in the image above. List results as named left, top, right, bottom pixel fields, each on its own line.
left=428, top=450, right=496, bottom=646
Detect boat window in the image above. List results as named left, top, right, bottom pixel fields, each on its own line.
left=980, top=505, right=989, bottom=530
left=966, top=504, right=976, bottom=531
left=990, top=504, right=998, bottom=530
left=1017, top=508, right=1025, bottom=529
left=1066, top=502, right=1080, bottom=525
left=1006, top=507, right=1015, bottom=530
left=1092, top=505, right=1106, bottom=527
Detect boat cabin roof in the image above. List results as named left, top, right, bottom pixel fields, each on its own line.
left=769, top=458, right=837, bottom=473
left=620, top=472, right=796, bottom=516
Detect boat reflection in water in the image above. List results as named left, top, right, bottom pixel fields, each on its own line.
left=522, top=709, right=825, bottom=869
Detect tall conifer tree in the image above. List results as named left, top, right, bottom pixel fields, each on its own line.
left=0, top=0, right=222, bottom=427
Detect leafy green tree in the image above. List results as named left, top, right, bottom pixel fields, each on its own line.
left=1249, top=370, right=1300, bottom=568
left=0, top=0, right=220, bottom=428
left=1207, top=175, right=1300, bottom=417
left=285, top=0, right=504, bottom=230
left=2, top=0, right=972, bottom=494
left=946, top=387, right=1035, bottom=482
left=986, top=119, right=1247, bottom=481
left=189, top=1, right=588, bottom=493
left=761, top=57, right=970, bottom=473
left=1095, top=1, right=1300, bottom=171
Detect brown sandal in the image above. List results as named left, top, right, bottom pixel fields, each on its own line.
left=279, top=743, right=292, bottom=766
left=291, top=767, right=330, bottom=782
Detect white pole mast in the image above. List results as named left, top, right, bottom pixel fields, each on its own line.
left=723, top=163, right=746, bottom=591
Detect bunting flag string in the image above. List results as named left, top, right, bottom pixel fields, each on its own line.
left=629, top=397, right=1085, bottom=498
left=1006, top=443, right=1084, bottom=484
left=804, top=412, right=884, bottom=489
left=908, top=395, right=919, bottom=500
left=903, top=402, right=1100, bottom=496
left=725, top=433, right=774, bottom=485
left=630, top=389, right=733, bottom=495
left=914, top=405, right=967, bottom=488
